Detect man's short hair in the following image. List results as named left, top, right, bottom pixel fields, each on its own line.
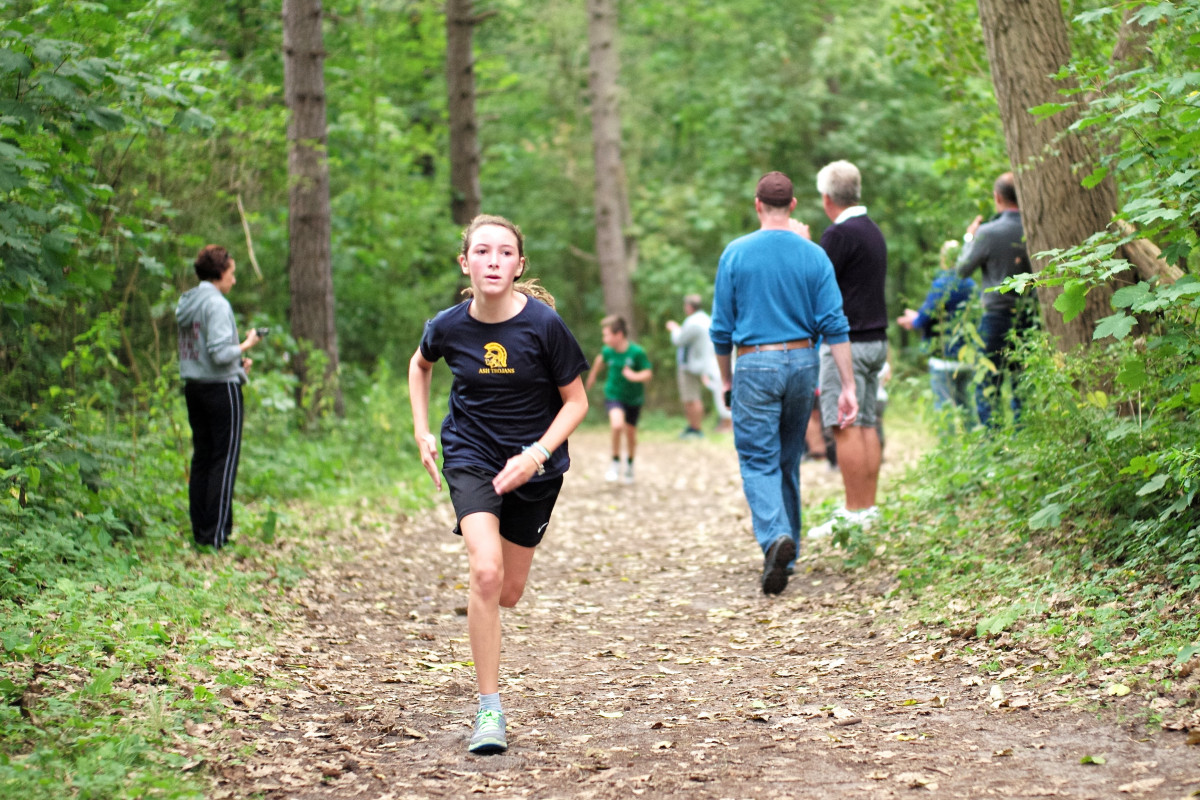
left=994, top=172, right=1018, bottom=206
left=755, top=171, right=794, bottom=208
left=816, top=160, right=861, bottom=207
left=683, top=293, right=703, bottom=312
left=601, top=314, right=627, bottom=336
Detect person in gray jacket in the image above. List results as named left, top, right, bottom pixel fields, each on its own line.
left=666, top=293, right=731, bottom=437
left=955, top=172, right=1033, bottom=427
left=175, top=244, right=262, bottom=549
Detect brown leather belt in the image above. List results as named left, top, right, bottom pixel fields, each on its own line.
left=736, top=339, right=812, bottom=357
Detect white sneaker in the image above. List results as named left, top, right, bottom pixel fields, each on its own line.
left=808, top=506, right=879, bottom=538
left=605, top=462, right=620, bottom=482
left=807, top=514, right=840, bottom=539
left=855, top=506, right=880, bottom=527
left=622, top=463, right=635, bottom=485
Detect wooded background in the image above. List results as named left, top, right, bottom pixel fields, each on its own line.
left=2, top=0, right=1198, bottom=487
left=0, top=0, right=1008, bottom=408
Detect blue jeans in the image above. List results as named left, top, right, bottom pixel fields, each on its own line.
left=976, top=308, right=1023, bottom=427
left=731, top=348, right=819, bottom=561
left=929, top=360, right=972, bottom=431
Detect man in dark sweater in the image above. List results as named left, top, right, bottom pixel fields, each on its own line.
left=800, top=160, right=889, bottom=537
left=955, top=171, right=1032, bottom=427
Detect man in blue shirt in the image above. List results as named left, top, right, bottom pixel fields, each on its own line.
left=710, top=171, right=858, bottom=596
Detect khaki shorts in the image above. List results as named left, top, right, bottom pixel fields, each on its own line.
left=677, top=369, right=706, bottom=403
left=819, top=340, right=888, bottom=428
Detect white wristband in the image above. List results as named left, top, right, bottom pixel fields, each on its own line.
left=521, top=448, right=545, bottom=476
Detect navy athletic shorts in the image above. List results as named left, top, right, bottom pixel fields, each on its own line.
left=443, top=466, right=564, bottom=548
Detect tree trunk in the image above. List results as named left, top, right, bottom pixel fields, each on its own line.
left=586, top=0, right=636, bottom=334
left=976, top=0, right=1127, bottom=350
left=446, top=0, right=482, bottom=225
left=283, top=0, right=343, bottom=415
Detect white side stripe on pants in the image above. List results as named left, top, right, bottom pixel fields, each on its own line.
left=214, top=382, right=243, bottom=548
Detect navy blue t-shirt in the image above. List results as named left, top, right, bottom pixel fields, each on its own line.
left=420, top=297, right=589, bottom=480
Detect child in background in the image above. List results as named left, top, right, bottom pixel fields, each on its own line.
left=584, top=315, right=653, bottom=484
left=408, top=214, right=589, bottom=755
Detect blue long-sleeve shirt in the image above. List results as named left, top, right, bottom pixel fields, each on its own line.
left=912, top=270, right=976, bottom=360
left=710, top=229, right=850, bottom=356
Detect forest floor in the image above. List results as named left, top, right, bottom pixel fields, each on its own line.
left=205, top=427, right=1199, bottom=799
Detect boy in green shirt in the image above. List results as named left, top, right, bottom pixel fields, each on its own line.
left=584, top=315, right=653, bottom=484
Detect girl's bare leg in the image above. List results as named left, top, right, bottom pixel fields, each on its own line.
left=461, top=513, right=504, bottom=694
left=460, top=514, right=539, bottom=693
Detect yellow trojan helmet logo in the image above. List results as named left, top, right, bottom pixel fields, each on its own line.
left=483, top=342, right=508, bottom=369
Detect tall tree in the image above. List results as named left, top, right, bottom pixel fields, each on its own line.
left=446, top=0, right=483, bottom=225
left=975, top=0, right=1177, bottom=350
left=283, top=0, right=343, bottom=413
left=586, top=0, right=636, bottom=332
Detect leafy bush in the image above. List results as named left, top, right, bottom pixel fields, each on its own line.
left=0, top=360, right=431, bottom=798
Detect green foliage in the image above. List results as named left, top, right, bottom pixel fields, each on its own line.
left=883, top=0, right=1200, bottom=612
left=0, top=4, right=217, bottom=414
left=4, top=0, right=1197, bottom=786
left=871, top=418, right=1199, bottom=672
left=973, top=1, right=1200, bottom=601
left=864, top=323, right=1200, bottom=658
left=0, top=362, right=431, bottom=797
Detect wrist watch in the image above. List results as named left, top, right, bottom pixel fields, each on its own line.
left=963, top=232, right=975, bottom=243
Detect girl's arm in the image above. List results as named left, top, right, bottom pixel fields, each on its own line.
left=408, top=347, right=442, bottom=490
left=583, top=353, right=604, bottom=392
left=492, top=376, right=589, bottom=496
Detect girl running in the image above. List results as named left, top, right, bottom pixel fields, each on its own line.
left=408, top=215, right=589, bottom=754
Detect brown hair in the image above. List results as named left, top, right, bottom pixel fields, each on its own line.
left=600, top=314, right=627, bottom=336
left=459, top=214, right=525, bottom=261
left=194, top=244, right=232, bottom=281
left=458, top=214, right=557, bottom=308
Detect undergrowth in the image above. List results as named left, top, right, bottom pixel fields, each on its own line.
left=0, top=361, right=432, bottom=798
left=847, top=332, right=1200, bottom=678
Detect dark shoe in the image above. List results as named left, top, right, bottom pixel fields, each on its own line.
left=679, top=427, right=703, bottom=439
left=761, top=535, right=796, bottom=595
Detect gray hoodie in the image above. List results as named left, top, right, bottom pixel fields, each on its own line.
left=175, top=282, right=247, bottom=383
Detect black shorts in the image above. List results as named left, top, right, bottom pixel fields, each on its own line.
left=604, top=399, right=642, bottom=427
left=443, top=466, right=564, bottom=548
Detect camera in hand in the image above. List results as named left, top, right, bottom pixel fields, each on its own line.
left=255, top=327, right=270, bottom=338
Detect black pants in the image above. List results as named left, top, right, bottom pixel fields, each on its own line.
left=184, top=381, right=244, bottom=548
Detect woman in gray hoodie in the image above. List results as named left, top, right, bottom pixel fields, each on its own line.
left=175, top=245, right=261, bottom=549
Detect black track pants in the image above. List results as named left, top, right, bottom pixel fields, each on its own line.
left=184, top=381, right=244, bottom=548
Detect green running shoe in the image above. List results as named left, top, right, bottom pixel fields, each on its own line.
left=468, top=708, right=507, bottom=755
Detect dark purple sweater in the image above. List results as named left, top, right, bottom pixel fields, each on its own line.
left=818, top=213, right=888, bottom=342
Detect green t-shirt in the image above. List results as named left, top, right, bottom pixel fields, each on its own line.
left=601, top=342, right=651, bottom=406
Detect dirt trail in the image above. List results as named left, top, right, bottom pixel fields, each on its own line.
left=211, top=430, right=1198, bottom=799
